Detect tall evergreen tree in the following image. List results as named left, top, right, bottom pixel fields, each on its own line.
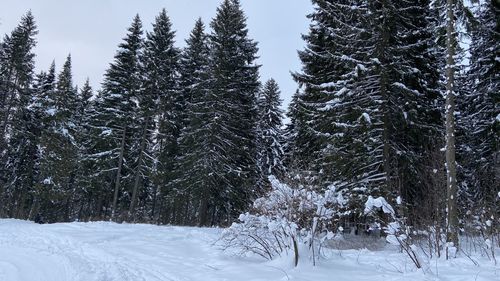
left=292, top=0, right=377, bottom=213
left=2, top=62, right=54, bottom=220
left=291, top=0, right=441, bottom=219
left=22, top=67, right=55, bottom=220
left=368, top=0, right=443, bottom=216
left=207, top=0, right=260, bottom=224
left=175, top=18, right=212, bottom=225
left=461, top=0, right=499, bottom=230
left=133, top=9, right=180, bottom=222
left=73, top=78, right=94, bottom=220
left=86, top=15, right=144, bottom=221
left=0, top=12, right=38, bottom=218
left=256, top=79, right=285, bottom=190
left=35, top=55, right=79, bottom=222
left=80, top=90, right=110, bottom=220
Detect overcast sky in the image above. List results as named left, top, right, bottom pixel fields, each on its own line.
left=0, top=0, right=312, bottom=108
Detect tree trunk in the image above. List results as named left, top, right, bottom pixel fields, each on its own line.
left=375, top=1, right=392, bottom=196
left=151, top=184, right=159, bottom=222
left=111, top=127, right=127, bottom=221
left=445, top=0, right=459, bottom=256
left=198, top=194, right=209, bottom=226
left=129, top=117, right=149, bottom=221
left=15, top=190, right=27, bottom=219
left=28, top=198, right=39, bottom=221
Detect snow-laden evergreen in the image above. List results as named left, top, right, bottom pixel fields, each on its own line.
left=0, top=12, right=38, bottom=218
left=290, top=0, right=442, bottom=220
left=459, top=0, right=499, bottom=238
left=136, top=9, right=180, bottom=222
left=36, top=55, right=80, bottom=222
left=85, top=15, right=144, bottom=221
left=175, top=18, right=213, bottom=226
left=204, top=0, right=261, bottom=224
left=255, top=79, right=285, bottom=191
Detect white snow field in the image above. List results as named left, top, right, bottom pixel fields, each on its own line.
left=0, top=219, right=498, bottom=281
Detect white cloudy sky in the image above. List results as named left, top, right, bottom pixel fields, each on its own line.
left=0, top=0, right=312, bottom=108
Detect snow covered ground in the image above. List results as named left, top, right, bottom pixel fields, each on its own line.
left=0, top=219, right=498, bottom=281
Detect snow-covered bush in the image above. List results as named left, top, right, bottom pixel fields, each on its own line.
left=221, top=212, right=299, bottom=261
left=220, top=175, right=346, bottom=266
left=364, top=195, right=422, bottom=268
left=364, top=196, right=395, bottom=218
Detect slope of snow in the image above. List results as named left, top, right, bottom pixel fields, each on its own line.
left=0, top=219, right=498, bottom=281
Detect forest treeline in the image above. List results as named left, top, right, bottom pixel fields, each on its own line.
left=0, top=0, right=498, bottom=244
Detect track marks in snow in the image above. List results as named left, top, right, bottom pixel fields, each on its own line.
left=0, top=220, right=498, bottom=281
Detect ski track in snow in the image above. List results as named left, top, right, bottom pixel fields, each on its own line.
left=0, top=219, right=498, bottom=281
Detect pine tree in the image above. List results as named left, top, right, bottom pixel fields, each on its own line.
left=54, top=55, right=78, bottom=121
left=86, top=15, right=143, bottom=221
left=291, top=0, right=441, bottom=219
left=0, top=11, right=37, bottom=143
left=429, top=0, right=478, bottom=255
left=256, top=79, right=285, bottom=190
left=23, top=68, right=55, bottom=220
left=207, top=0, right=260, bottom=224
left=292, top=0, right=376, bottom=213
left=133, top=9, right=179, bottom=222
left=78, top=79, right=93, bottom=113
left=461, top=0, right=499, bottom=232
left=0, top=12, right=38, bottom=218
left=2, top=63, right=54, bottom=220
left=175, top=18, right=212, bottom=225
left=36, top=55, right=79, bottom=222
left=80, top=90, right=109, bottom=220
left=73, top=78, right=93, bottom=220
left=370, top=0, right=443, bottom=216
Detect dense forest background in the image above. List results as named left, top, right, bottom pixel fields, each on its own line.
left=0, top=0, right=498, bottom=256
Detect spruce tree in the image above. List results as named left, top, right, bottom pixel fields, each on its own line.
left=292, top=0, right=441, bottom=219
left=78, top=79, right=93, bottom=113
left=292, top=0, right=374, bottom=212
left=73, top=78, right=93, bottom=220
left=256, top=79, right=285, bottom=190
left=36, top=55, right=79, bottom=222
left=175, top=18, right=212, bottom=225
left=0, top=11, right=37, bottom=142
left=369, top=0, right=443, bottom=214
left=2, top=63, right=54, bottom=220
left=80, top=90, right=109, bottom=220
left=0, top=12, right=38, bottom=218
left=207, top=0, right=260, bottom=224
left=22, top=68, right=54, bottom=220
left=86, top=15, right=143, bottom=220
left=133, top=9, right=179, bottom=222
left=461, top=0, right=499, bottom=230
